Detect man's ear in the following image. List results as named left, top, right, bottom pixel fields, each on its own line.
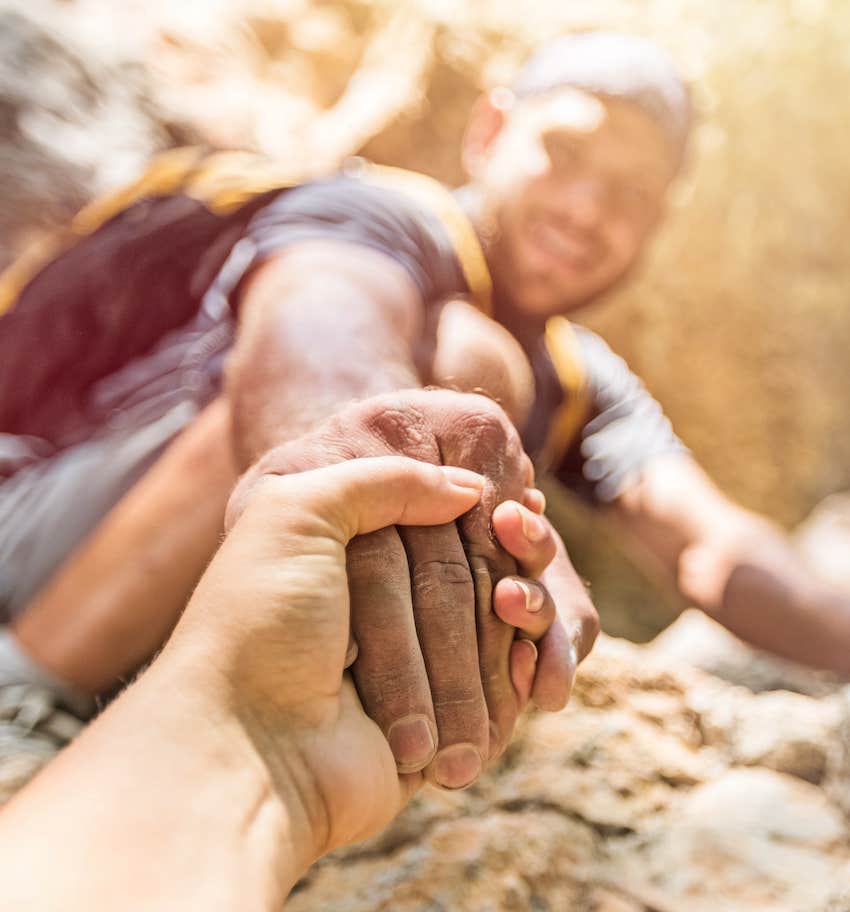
left=461, top=88, right=513, bottom=178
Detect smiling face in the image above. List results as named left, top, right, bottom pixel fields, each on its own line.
left=463, top=87, right=678, bottom=322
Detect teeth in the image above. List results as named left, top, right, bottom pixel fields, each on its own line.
left=535, top=221, right=590, bottom=266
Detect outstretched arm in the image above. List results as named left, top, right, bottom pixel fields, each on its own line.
left=227, top=242, right=535, bottom=461
left=613, top=453, right=850, bottom=675
left=226, top=240, right=424, bottom=465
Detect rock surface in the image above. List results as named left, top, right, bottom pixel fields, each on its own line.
left=287, top=636, right=850, bottom=911
left=0, top=5, right=190, bottom=269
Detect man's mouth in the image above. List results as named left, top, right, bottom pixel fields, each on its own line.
left=528, top=218, right=596, bottom=271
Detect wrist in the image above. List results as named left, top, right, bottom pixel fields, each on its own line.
left=155, top=645, right=330, bottom=879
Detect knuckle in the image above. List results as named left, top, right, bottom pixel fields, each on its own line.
left=347, top=529, right=405, bottom=577
left=412, top=559, right=474, bottom=597
left=453, top=411, right=526, bottom=490
left=362, top=403, right=433, bottom=458
left=458, top=407, right=510, bottom=450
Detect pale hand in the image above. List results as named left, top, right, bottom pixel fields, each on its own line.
left=169, top=456, right=488, bottom=860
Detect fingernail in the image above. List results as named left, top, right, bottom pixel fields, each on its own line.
left=433, top=743, right=483, bottom=790
left=441, top=466, right=485, bottom=491
left=526, top=488, right=546, bottom=513
left=516, top=504, right=547, bottom=543
left=517, top=637, right=538, bottom=664
left=388, top=715, right=437, bottom=772
left=512, top=579, right=544, bottom=613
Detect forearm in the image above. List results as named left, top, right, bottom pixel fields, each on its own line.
left=0, top=656, right=314, bottom=910
left=687, top=525, right=850, bottom=675
left=618, top=455, right=850, bottom=675
left=226, top=243, right=423, bottom=466
left=13, top=399, right=236, bottom=694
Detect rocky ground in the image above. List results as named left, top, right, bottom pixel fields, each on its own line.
left=288, top=632, right=850, bottom=912
left=283, top=496, right=850, bottom=911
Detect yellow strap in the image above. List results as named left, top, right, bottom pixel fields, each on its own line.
left=539, top=316, right=590, bottom=471
left=0, top=146, right=208, bottom=317
left=183, top=150, right=303, bottom=214
left=357, top=163, right=493, bottom=315
left=71, top=146, right=208, bottom=236
left=0, top=234, right=67, bottom=317
left=0, top=146, right=309, bottom=318
left=1, top=153, right=486, bottom=320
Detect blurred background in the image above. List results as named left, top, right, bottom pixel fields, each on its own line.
left=4, top=4, right=850, bottom=907
left=2, top=0, right=849, bottom=640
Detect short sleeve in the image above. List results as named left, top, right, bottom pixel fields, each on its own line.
left=230, top=175, right=468, bottom=310
left=557, top=326, right=687, bottom=503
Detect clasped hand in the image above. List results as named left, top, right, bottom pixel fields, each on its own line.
left=225, top=390, right=598, bottom=791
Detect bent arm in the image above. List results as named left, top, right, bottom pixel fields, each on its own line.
left=614, top=454, right=850, bottom=675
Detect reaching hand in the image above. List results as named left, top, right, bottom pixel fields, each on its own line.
left=173, top=457, right=487, bottom=858
left=228, top=389, right=598, bottom=788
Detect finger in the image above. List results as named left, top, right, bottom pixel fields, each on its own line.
left=234, top=457, right=484, bottom=543
left=494, top=576, right=554, bottom=713
left=522, top=487, right=546, bottom=515
left=467, top=553, right=518, bottom=762
left=509, top=638, right=538, bottom=711
left=532, top=532, right=600, bottom=712
left=492, top=577, right=556, bottom=641
left=398, top=523, right=489, bottom=790
left=491, top=501, right=557, bottom=579
left=459, top=491, right=521, bottom=767
left=348, top=527, right=438, bottom=774
left=436, top=400, right=526, bottom=764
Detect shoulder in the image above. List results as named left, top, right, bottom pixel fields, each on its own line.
left=572, top=325, right=643, bottom=400
left=246, top=166, right=473, bottom=306
left=555, top=324, right=687, bottom=502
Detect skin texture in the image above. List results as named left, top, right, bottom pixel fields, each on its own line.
left=2, top=457, right=554, bottom=910
left=228, top=390, right=598, bottom=786
left=13, top=243, right=568, bottom=788
left=10, top=69, right=849, bottom=840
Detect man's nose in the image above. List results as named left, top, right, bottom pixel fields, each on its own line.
left=560, top=178, right=606, bottom=229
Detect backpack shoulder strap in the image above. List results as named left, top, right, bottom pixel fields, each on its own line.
left=539, top=316, right=591, bottom=471
left=357, top=163, right=493, bottom=315
left=0, top=146, right=304, bottom=317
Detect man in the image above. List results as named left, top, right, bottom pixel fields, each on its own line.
left=1, top=31, right=847, bottom=792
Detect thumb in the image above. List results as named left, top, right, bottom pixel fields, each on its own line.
left=236, top=456, right=484, bottom=544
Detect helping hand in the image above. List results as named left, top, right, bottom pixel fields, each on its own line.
left=228, top=389, right=598, bottom=788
